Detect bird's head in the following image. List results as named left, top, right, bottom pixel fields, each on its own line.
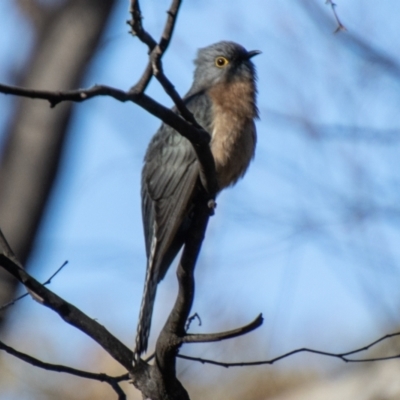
left=191, top=41, right=260, bottom=92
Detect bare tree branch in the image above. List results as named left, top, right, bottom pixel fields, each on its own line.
left=325, top=0, right=346, bottom=33
left=128, top=0, right=157, bottom=49
left=130, top=0, right=222, bottom=198
left=0, top=228, right=134, bottom=371
left=0, top=260, right=68, bottom=311
left=178, top=331, right=400, bottom=368
left=128, top=0, right=201, bottom=128
left=0, top=79, right=218, bottom=196
left=183, top=314, right=263, bottom=344
left=0, top=339, right=128, bottom=390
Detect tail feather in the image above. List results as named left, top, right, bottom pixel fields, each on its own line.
left=134, top=271, right=157, bottom=358
left=134, top=233, right=158, bottom=360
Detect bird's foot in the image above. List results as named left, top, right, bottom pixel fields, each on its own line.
left=207, top=199, right=217, bottom=215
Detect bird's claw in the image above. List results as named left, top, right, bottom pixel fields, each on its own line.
left=207, top=199, right=217, bottom=215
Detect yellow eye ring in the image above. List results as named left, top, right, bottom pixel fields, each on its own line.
left=215, top=56, right=229, bottom=68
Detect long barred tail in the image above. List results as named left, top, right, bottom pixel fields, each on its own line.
left=134, top=234, right=158, bottom=361
left=134, top=268, right=157, bottom=360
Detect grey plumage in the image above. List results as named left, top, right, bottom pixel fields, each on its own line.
left=135, top=41, right=260, bottom=358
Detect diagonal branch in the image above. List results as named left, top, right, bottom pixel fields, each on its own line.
left=0, top=228, right=134, bottom=371
left=325, top=0, right=346, bottom=33
left=0, top=82, right=218, bottom=195
left=128, top=0, right=200, bottom=127
left=0, top=339, right=128, bottom=384
left=128, top=0, right=182, bottom=96
left=128, top=0, right=156, bottom=94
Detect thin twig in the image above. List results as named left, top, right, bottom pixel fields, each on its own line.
left=178, top=331, right=400, bottom=367
left=0, top=339, right=128, bottom=398
left=0, top=260, right=68, bottom=311
left=185, top=312, right=202, bottom=331
left=325, top=0, right=346, bottom=33
left=0, top=83, right=199, bottom=142
left=43, top=260, right=69, bottom=284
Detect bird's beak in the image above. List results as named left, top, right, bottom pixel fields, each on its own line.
left=246, top=50, right=262, bottom=59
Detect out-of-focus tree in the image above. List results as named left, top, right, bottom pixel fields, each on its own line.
left=0, top=0, right=117, bottom=328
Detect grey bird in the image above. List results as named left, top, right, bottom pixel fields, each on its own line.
left=135, top=41, right=260, bottom=358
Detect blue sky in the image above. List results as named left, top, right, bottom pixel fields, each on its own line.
left=1, top=0, right=400, bottom=397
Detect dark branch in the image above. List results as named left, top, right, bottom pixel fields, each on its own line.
left=0, top=83, right=127, bottom=106
left=149, top=0, right=200, bottom=125
left=158, top=0, right=181, bottom=52
left=128, top=0, right=156, bottom=47
left=178, top=331, right=400, bottom=368
left=128, top=0, right=182, bottom=96
left=110, top=381, right=127, bottom=400
left=0, top=339, right=128, bottom=384
left=153, top=66, right=200, bottom=126
left=0, top=228, right=134, bottom=371
left=128, top=0, right=200, bottom=127
left=0, top=81, right=218, bottom=195
left=128, top=0, right=157, bottom=93
left=0, top=260, right=68, bottom=311
left=183, top=314, right=263, bottom=344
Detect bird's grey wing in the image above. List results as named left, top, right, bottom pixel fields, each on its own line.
left=142, top=90, right=213, bottom=281
left=141, top=125, right=199, bottom=282
left=135, top=122, right=199, bottom=357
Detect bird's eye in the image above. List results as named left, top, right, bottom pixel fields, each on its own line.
left=215, top=56, right=229, bottom=68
